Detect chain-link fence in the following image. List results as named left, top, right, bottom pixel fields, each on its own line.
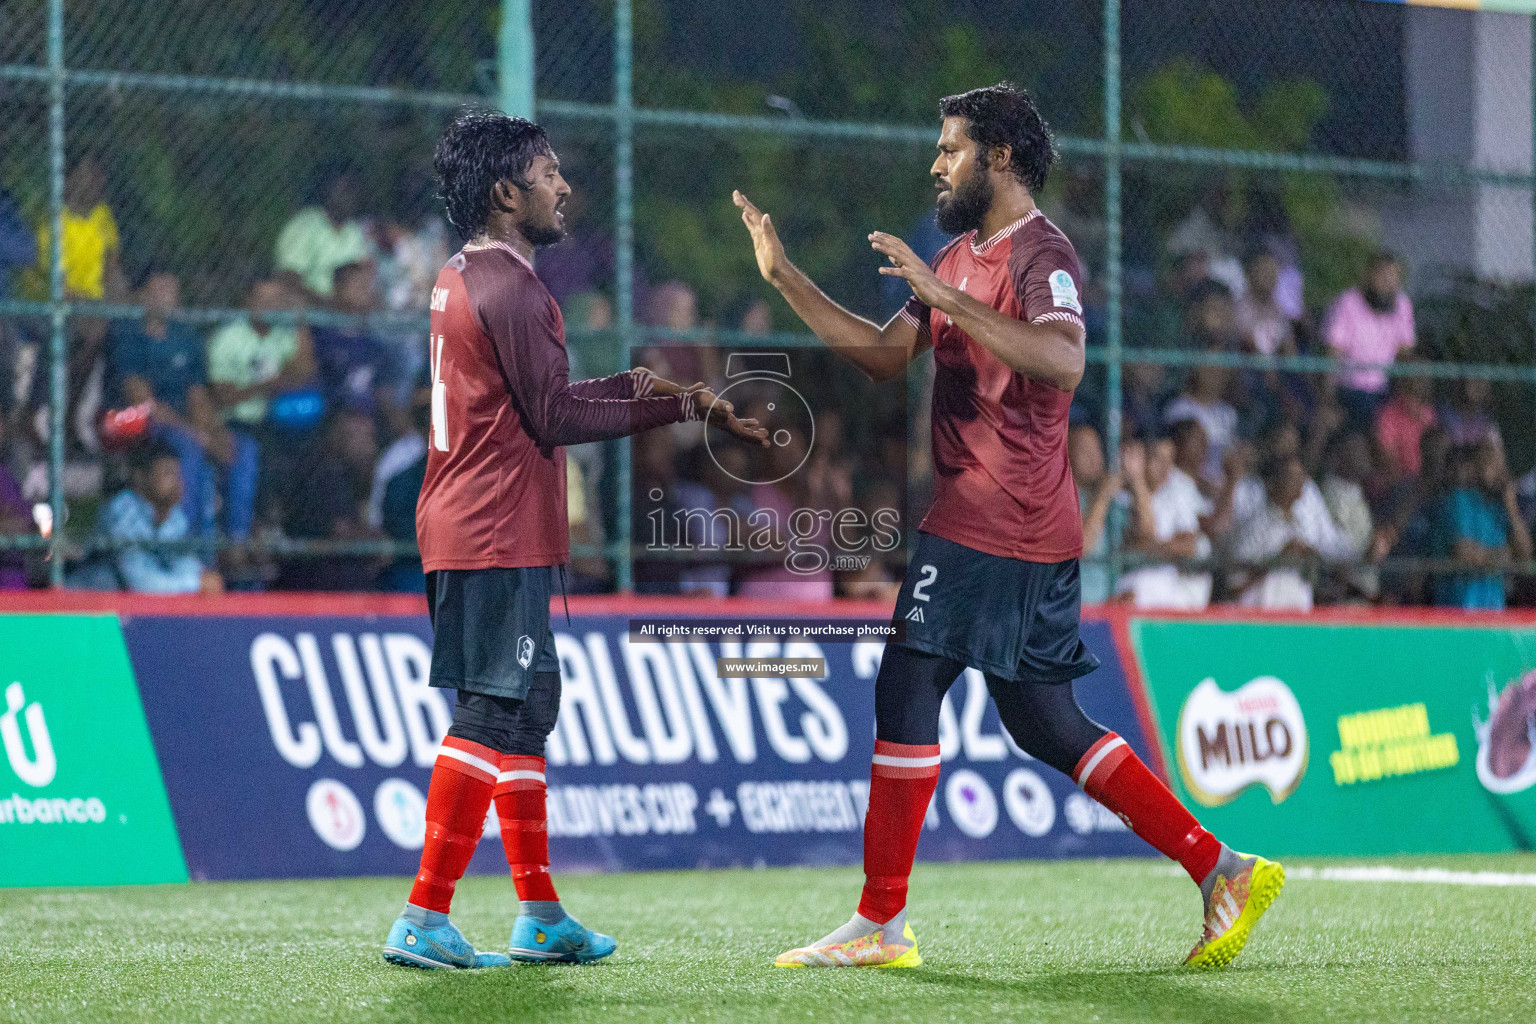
left=1, top=0, right=1534, bottom=606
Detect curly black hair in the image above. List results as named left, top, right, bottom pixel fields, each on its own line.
left=433, top=108, right=553, bottom=240
left=938, top=82, right=1055, bottom=194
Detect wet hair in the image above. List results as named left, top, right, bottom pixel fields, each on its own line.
left=433, top=109, right=553, bottom=240
left=938, top=82, right=1055, bottom=193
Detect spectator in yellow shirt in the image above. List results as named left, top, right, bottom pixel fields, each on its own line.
left=24, top=156, right=126, bottom=454
left=28, top=155, right=126, bottom=302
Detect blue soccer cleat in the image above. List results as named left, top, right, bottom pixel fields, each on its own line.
left=507, top=913, right=617, bottom=964
left=382, top=915, right=513, bottom=970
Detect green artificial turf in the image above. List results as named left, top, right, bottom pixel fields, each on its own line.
left=3, top=855, right=1535, bottom=1024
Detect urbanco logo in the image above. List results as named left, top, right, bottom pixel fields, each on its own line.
left=1177, top=676, right=1307, bottom=807
left=1, top=682, right=56, bottom=788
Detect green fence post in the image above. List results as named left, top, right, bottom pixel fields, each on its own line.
left=499, top=0, right=535, bottom=120
left=1103, top=0, right=1124, bottom=591
left=614, top=0, right=635, bottom=592
left=46, top=0, right=66, bottom=587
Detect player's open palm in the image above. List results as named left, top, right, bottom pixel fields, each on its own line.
left=733, top=190, right=787, bottom=284
left=690, top=385, right=770, bottom=447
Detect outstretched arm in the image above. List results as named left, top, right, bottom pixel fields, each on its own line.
left=734, top=191, right=919, bottom=383
left=495, top=313, right=764, bottom=449
left=568, top=367, right=702, bottom=401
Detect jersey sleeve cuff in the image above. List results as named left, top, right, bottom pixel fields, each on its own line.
left=629, top=367, right=657, bottom=397
left=1032, top=310, right=1085, bottom=331
left=679, top=391, right=701, bottom=423
left=898, top=306, right=930, bottom=334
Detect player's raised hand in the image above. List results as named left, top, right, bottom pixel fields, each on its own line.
left=869, top=231, right=948, bottom=308
left=733, top=190, right=788, bottom=285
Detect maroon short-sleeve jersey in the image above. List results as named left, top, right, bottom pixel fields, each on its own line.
left=897, top=210, right=1087, bottom=562
left=416, top=241, right=694, bottom=571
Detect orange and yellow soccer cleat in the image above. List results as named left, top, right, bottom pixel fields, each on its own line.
left=774, top=912, right=922, bottom=968
left=1184, top=852, right=1285, bottom=968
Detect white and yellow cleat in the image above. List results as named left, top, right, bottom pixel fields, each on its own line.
left=774, top=910, right=922, bottom=968
left=1184, top=850, right=1285, bottom=968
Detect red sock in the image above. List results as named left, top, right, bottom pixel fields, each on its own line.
left=408, top=736, right=498, bottom=913
left=1074, top=733, right=1221, bottom=883
left=857, top=740, right=941, bottom=924
left=494, top=754, right=559, bottom=902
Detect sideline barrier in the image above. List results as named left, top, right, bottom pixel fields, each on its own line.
left=0, top=594, right=1155, bottom=884
left=14, top=593, right=1531, bottom=886
left=0, top=612, right=186, bottom=886
left=1129, top=608, right=1536, bottom=857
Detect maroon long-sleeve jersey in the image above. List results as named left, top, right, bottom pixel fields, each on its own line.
left=898, top=209, right=1087, bottom=562
left=416, top=240, right=696, bottom=571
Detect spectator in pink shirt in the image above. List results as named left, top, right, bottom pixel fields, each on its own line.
left=1326, top=251, right=1415, bottom=430
left=1374, top=361, right=1437, bottom=480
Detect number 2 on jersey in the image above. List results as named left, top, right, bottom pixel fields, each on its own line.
left=429, top=332, right=449, bottom=452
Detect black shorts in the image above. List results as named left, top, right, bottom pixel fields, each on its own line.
left=891, top=531, right=1099, bottom=683
left=425, top=567, right=560, bottom=700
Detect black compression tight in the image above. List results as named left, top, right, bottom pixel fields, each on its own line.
left=873, top=645, right=1109, bottom=776
left=445, top=671, right=562, bottom=757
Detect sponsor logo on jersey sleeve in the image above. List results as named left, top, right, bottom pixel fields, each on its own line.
left=1048, top=269, right=1082, bottom=313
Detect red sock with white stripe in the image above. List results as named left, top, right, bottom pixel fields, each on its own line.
left=407, top=736, right=498, bottom=914
left=857, top=740, right=941, bottom=925
left=1073, top=733, right=1221, bottom=883
left=494, top=754, right=559, bottom=903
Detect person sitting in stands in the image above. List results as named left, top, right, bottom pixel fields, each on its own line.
left=67, top=438, right=223, bottom=594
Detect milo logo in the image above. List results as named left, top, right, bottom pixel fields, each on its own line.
left=1177, top=676, right=1308, bottom=807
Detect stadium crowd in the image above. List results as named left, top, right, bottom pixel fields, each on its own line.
left=0, top=156, right=1532, bottom=608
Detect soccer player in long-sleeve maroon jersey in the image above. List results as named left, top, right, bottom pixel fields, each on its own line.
left=736, top=83, right=1283, bottom=969
left=383, top=110, right=764, bottom=971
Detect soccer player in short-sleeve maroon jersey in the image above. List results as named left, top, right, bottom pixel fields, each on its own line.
left=383, top=110, right=764, bottom=971
left=736, top=83, right=1282, bottom=969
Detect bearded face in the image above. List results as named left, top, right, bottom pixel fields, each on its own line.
left=935, top=162, right=994, bottom=235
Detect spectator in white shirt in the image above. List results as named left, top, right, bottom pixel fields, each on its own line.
left=1233, top=452, right=1358, bottom=610
left=1233, top=420, right=1338, bottom=527
left=1319, top=431, right=1390, bottom=602
left=1165, top=363, right=1238, bottom=480
left=1234, top=249, right=1297, bottom=357
left=1117, top=436, right=1213, bottom=610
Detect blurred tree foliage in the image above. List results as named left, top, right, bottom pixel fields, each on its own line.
left=629, top=0, right=1080, bottom=321
left=1, top=0, right=489, bottom=304
left=1126, top=59, right=1374, bottom=311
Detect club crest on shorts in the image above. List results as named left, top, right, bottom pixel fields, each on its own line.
left=517, top=634, right=535, bottom=669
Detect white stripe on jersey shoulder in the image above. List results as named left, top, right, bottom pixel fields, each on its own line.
left=970, top=208, right=1043, bottom=255
left=462, top=237, right=534, bottom=272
